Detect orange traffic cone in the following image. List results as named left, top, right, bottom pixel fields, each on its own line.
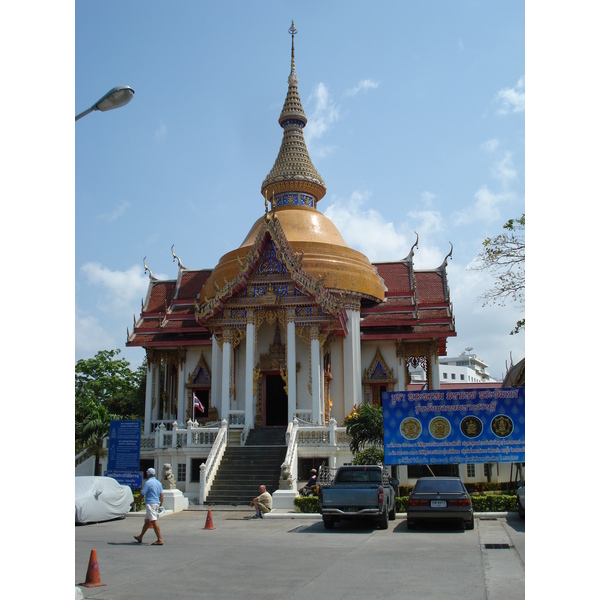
left=204, top=509, right=214, bottom=530
left=79, top=548, right=107, bottom=588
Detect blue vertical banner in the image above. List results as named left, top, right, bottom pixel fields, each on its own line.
left=382, top=388, right=524, bottom=465
left=105, top=420, right=142, bottom=487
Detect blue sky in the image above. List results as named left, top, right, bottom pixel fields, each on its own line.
left=73, top=0, right=525, bottom=380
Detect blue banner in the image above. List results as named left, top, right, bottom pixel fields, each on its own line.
left=107, top=420, right=142, bottom=472
left=382, top=388, right=524, bottom=465
left=104, top=470, right=143, bottom=488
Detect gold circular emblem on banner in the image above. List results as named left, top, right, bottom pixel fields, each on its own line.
left=491, top=414, right=514, bottom=438
left=400, top=417, right=422, bottom=440
left=460, top=416, right=483, bottom=439
left=429, top=417, right=451, bottom=440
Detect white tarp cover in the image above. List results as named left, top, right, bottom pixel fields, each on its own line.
left=75, top=476, right=133, bottom=524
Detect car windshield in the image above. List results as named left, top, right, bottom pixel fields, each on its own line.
left=414, top=479, right=464, bottom=493
left=337, top=469, right=382, bottom=483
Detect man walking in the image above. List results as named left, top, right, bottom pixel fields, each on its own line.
left=131, top=468, right=164, bottom=545
left=250, top=484, right=272, bottom=519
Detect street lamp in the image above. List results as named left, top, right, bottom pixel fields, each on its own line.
left=75, top=86, right=135, bottom=121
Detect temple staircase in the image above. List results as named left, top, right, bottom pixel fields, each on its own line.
left=204, top=427, right=287, bottom=505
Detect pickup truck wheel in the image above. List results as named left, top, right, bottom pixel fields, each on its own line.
left=323, top=518, right=334, bottom=530
left=389, top=503, right=397, bottom=521
left=379, top=510, right=389, bottom=530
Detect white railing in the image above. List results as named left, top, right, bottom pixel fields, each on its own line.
left=152, top=420, right=222, bottom=450
left=296, top=418, right=344, bottom=446
left=279, top=419, right=299, bottom=490
left=75, top=448, right=91, bottom=467
left=199, top=419, right=228, bottom=505
left=227, top=410, right=246, bottom=428
left=293, top=410, right=313, bottom=423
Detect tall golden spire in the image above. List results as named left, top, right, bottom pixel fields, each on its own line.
left=261, top=22, right=327, bottom=207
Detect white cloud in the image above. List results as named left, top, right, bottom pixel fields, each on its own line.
left=304, top=82, right=340, bottom=147
left=452, top=185, right=514, bottom=225
left=480, top=138, right=499, bottom=153
left=75, top=312, right=116, bottom=355
left=323, top=190, right=447, bottom=266
left=96, top=200, right=130, bottom=222
left=80, top=262, right=150, bottom=313
left=492, top=151, right=517, bottom=186
left=345, top=79, right=380, bottom=97
left=495, top=76, right=525, bottom=115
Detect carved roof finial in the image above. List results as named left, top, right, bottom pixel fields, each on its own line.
left=443, top=242, right=453, bottom=267
left=143, top=256, right=154, bottom=280
left=171, top=244, right=186, bottom=270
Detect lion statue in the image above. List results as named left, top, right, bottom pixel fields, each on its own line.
left=162, top=463, right=177, bottom=490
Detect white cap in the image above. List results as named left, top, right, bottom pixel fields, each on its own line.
left=146, top=468, right=156, bottom=476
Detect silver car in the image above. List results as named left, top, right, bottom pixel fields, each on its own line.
left=407, top=476, right=474, bottom=530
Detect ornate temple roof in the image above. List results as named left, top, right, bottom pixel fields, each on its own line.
left=126, top=23, right=456, bottom=354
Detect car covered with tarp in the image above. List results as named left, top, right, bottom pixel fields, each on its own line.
left=75, top=476, right=133, bottom=524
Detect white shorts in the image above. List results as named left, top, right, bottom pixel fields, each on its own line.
left=146, top=503, right=160, bottom=522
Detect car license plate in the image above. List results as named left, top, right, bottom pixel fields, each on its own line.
left=430, top=500, right=447, bottom=507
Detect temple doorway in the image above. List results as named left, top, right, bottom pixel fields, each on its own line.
left=263, top=373, right=288, bottom=426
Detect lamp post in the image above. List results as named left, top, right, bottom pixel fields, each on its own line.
left=75, top=86, right=135, bottom=121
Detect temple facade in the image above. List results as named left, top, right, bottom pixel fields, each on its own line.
left=123, top=24, right=461, bottom=505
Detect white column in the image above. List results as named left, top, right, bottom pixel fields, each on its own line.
left=245, top=315, right=255, bottom=429
left=144, top=360, right=153, bottom=434
left=352, top=309, right=362, bottom=403
left=287, top=313, right=296, bottom=423
left=153, top=358, right=161, bottom=422
left=343, top=307, right=362, bottom=412
left=311, top=328, right=321, bottom=424
left=396, top=349, right=406, bottom=391
left=177, top=359, right=186, bottom=425
left=343, top=309, right=356, bottom=417
left=430, top=345, right=440, bottom=390
left=211, top=335, right=222, bottom=421
left=221, top=331, right=232, bottom=422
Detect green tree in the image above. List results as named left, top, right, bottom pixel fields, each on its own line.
left=75, top=395, right=119, bottom=475
left=76, top=349, right=145, bottom=418
left=343, top=403, right=384, bottom=454
left=472, top=213, right=525, bottom=334
left=75, top=349, right=146, bottom=473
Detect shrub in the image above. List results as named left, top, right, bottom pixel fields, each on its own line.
left=352, top=446, right=384, bottom=465
left=395, top=494, right=518, bottom=513
left=470, top=494, right=518, bottom=512
left=293, top=495, right=319, bottom=513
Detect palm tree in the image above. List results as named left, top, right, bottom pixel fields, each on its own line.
left=343, top=403, right=384, bottom=454
left=76, top=396, right=119, bottom=475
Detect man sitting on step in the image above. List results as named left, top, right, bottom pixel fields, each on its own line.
left=250, top=485, right=272, bottom=519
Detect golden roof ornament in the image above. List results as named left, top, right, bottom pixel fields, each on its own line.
left=261, top=21, right=327, bottom=204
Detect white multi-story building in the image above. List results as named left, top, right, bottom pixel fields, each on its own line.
left=410, top=348, right=495, bottom=385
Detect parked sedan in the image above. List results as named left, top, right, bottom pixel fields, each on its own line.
left=407, top=477, right=474, bottom=530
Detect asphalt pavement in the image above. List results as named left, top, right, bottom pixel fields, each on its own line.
left=75, top=508, right=524, bottom=599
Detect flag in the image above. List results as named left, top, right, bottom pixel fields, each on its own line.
left=193, top=392, right=205, bottom=413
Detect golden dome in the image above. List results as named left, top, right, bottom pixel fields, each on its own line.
left=200, top=205, right=386, bottom=302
